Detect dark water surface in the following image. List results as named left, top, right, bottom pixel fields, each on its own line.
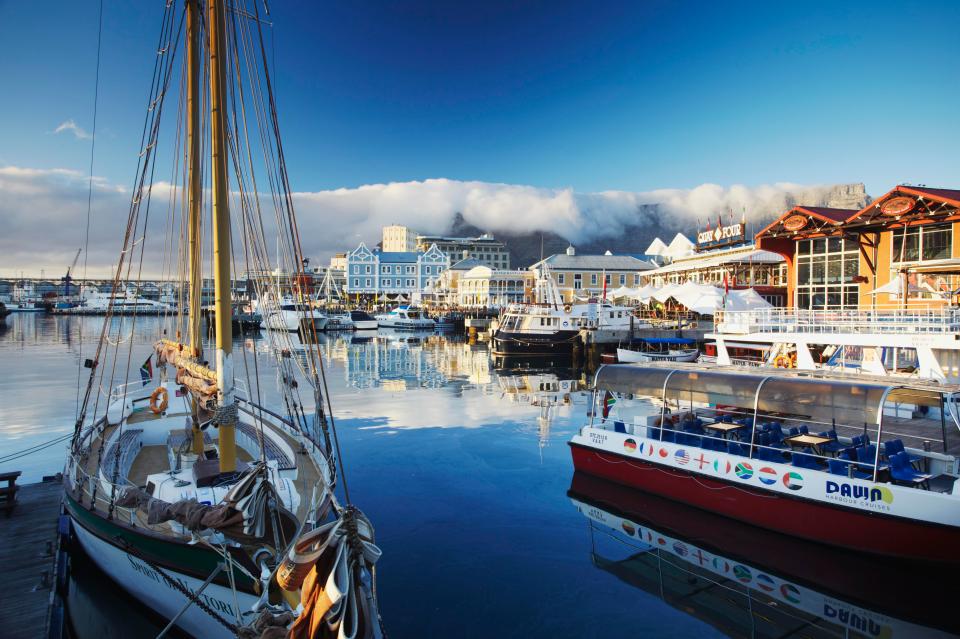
left=0, top=314, right=954, bottom=638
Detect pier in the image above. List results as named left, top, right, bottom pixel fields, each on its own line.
left=0, top=478, right=65, bottom=639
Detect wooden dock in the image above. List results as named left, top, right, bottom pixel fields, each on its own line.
left=0, top=479, right=63, bottom=639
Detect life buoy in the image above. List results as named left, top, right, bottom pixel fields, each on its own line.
left=774, top=354, right=797, bottom=369
left=563, top=304, right=572, bottom=314
left=150, top=386, right=169, bottom=414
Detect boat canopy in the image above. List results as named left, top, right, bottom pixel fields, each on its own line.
left=595, top=365, right=944, bottom=429
left=630, top=337, right=695, bottom=345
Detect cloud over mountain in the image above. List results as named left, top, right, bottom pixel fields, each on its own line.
left=0, top=165, right=866, bottom=277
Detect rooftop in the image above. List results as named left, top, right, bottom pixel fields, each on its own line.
left=531, top=253, right=656, bottom=272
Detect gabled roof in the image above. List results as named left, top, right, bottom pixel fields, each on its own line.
left=846, top=185, right=960, bottom=225
left=449, top=257, right=484, bottom=270
left=377, top=251, right=419, bottom=263
left=755, top=205, right=859, bottom=239
left=644, top=237, right=669, bottom=256
left=530, top=253, right=656, bottom=271
left=665, top=233, right=695, bottom=258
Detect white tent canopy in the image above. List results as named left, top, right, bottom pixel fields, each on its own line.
left=644, top=237, right=668, bottom=257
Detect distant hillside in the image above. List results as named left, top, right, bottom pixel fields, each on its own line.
left=449, top=183, right=870, bottom=268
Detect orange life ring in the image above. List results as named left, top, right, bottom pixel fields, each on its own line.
left=563, top=304, right=572, bottom=314
left=150, top=386, right=169, bottom=414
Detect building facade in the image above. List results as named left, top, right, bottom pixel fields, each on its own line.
left=456, top=266, right=530, bottom=308
left=344, top=242, right=449, bottom=297
left=382, top=225, right=419, bottom=253
left=415, top=233, right=510, bottom=269
left=528, top=247, right=655, bottom=303
left=756, top=187, right=960, bottom=311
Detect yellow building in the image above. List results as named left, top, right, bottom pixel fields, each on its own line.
left=529, top=246, right=655, bottom=303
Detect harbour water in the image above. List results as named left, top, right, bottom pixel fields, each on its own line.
left=0, top=313, right=956, bottom=638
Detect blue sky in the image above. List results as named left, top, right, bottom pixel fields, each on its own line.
left=1, top=1, right=959, bottom=274
left=2, top=0, right=959, bottom=194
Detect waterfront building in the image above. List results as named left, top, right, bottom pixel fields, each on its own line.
left=382, top=225, right=419, bottom=252
left=456, top=266, right=529, bottom=308
left=415, top=232, right=510, bottom=269
left=528, top=246, right=655, bottom=303
left=641, top=229, right=787, bottom=306
left=344, top=242, right=449, bottom=299
left=711, top=185, right=960, bottom=380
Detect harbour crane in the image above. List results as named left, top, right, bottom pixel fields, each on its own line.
left=62, top=248, right=82, bottom=297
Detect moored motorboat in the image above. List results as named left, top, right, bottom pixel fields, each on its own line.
left=375, top=305, right=435, bottom=330
left=570, top=363, right=960, bottom=562
left=349, top=309, right=379, bottom=330
left=616, top=337, right=699, bottom=363
left=258, top=296, right=329, bottom=332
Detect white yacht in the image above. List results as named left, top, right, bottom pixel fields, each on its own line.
left=349, top=309, right=379, bottom=330
left=258, top=297, right=329, bottom=332
left=375, top=305, right=436, bottom=330
left=324, top=312, right=355, bottom=331
left=65, top=287, right=173, bottom=315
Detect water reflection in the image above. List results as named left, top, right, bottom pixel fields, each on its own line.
left=568, top=472, right=958, bottom=639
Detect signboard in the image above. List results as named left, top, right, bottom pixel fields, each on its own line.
left=782, top=214, right=809, bottom=232
left=697, top=222, right=745, bottom=250
left=880, top=196, right=915, bottom=216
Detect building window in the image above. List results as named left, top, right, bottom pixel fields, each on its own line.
left=619, top=274, right=625, bottom=285
left=558, top=274, right=565, bottom=285
left=383, top=279, right=391, bottom=287
left=406, top=265, right=415, bottom=274
left=353, top=278, right=359, bottom=287
left=574, top=274, right=582, bottom=290
left=365, top=265, right=371, bottom=275
left=381, top=266, right=389, bottom=274
left=365, top=278, right=371, bottom=287
left=407, top=278, right=414, bottom=287
left=795, top=237, right=859, bottom=310
left=605, top=274, right=611, bottom=285
left=892, top=223, right=952, bottom=263
left=591, top=274, right=598, bottom=285
left=634, top=274, right=640, bottom=285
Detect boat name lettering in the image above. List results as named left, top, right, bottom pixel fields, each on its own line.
left=825, top=481, right=893, bottom=511
left=824, top=602, right=889, bottom=637
left=588, top=432, right=608, bottom=445
left=126, top=555, right=236, bottom=616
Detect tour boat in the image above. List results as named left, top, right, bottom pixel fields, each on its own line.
left=616, top=337, right=699, bottom=363
left=258, top=296, right=329, bottom=332
left=569, top=472, right=957, bottom=638
left=63, top=289, right=173, bottom=316
left=375, top=305, right=435, bottom=330
left=349, top=309, right=379, bottom=330
left=569, top=363, right=960, bottom=562
left=64, top=2, right=383, bottom=637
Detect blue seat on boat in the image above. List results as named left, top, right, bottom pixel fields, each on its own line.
left=889, top=452, right=932, bottom=488
left=703, top=437, right=725, bottom=452
left=856, top=445, right=888, bottom=474
left=883, top=439, right=922, bottom=466
left=787, top=427, right=800, bottom=437
left=757, top=446, right=784, bottom=463
left=816, top=430, right=845, bottom=454
left=727, top=442, right=746, bottom=456
left=828, top=458, right=870, bottom=479
left=791, top=452, right=821, bottom=469
left=614, top=421, right=627, bottom=434
left=798, top=425, right=809, bottom=435
left=661, top=430, right=677, bottom=443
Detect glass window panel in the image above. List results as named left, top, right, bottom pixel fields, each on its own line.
left=797, top=290, right=810, bottom=309
left=844, top=288, right=859, bottom=308
left=826, top=291, right=841, bottom=307
left=922, top=227, right=951, bottom=261
left=827, top=237, right=842, bottom=253
left=811, top=258, right=825, bottom=284
left=827, top=258, right=842, bottom=284
left=797, top=240, right=810, bottom=256
left=797, top=261, right=810, bottom=285
left=843, top=256, right=859, bottom=281
left=811, top=288, right=826, bottom=309
left=812, top=238, right=826, bottom=254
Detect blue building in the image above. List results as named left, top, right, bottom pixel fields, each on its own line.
left=345, top=242, right=449, bottom=297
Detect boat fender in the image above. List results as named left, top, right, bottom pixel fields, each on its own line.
left=563, top=304, right=572, bottom=313
left=149, top=386, right=169, bottom=414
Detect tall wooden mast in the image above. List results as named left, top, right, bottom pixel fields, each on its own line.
left=186, top=0, right=204, bottom=455
left=208, top=0, right=237, bottom=472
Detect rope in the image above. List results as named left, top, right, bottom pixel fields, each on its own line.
left=0, top=433, right=74, bottom=464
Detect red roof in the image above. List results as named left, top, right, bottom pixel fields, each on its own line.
left=795, top=206, right=860, bottom=223
left=902, top=186, right=960, bottom=205
left=846, top=185, right=960, bottom=224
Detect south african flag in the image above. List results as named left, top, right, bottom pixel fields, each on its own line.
left=601, top=391, right=616, bottom=419
left=139, top=355, right=153, bottom=387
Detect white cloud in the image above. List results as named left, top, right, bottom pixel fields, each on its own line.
left=53, top=119, right=92, bottom=140
left=0, top=165, right=862, bottom=277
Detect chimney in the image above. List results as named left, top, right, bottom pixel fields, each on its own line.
left=462, top=250, right=470, bottom=260
left=566, top=245, right=575, bottom=256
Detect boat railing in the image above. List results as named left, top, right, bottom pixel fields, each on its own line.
left=715, top=307, right=960, bottom=336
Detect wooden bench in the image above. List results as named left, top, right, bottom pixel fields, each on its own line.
left=0, top=471, right=21, bottom=516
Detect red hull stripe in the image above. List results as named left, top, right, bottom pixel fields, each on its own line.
left=569, top=443, right=960, bottom=562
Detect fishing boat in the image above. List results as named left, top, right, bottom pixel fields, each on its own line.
left=569, top=363, right=960, bottom=562
left=64, top=2, right=383, bottom=637
left=258, top=296, right=329, bottom=332
left=375, top=305, right=435, bottom=330
left=569, top=472, right=958, bottom=638
left=349, top=309, right=378, bottom=330
left=492, top=266, right=645, bottom=356
left=616, top=337, right=699, bottom=363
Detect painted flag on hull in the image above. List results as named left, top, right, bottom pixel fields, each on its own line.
left=601, top=391, right=616, bottom=419
left=139, top=355, right=153, bottom=387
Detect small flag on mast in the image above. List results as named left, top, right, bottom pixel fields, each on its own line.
left=139, top=355, right=153, bottom=387
left=602, top=390, right=616, bottom=419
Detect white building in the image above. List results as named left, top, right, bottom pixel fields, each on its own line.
left=382, top=225, right=419, bottom=253
left=456, top=266, right=529, bottom=308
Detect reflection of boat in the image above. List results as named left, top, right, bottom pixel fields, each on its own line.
left=570, top=364, right=960, bottom=562
left=616, top=337, right=699, bottom=363
left=569, top=472, right=958, bottom=638
left=375, top=305, right=435, bottom=330
left=0, top=302, right=10, bottom=323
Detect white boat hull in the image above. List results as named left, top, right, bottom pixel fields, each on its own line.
left=616, top=348, right=700, bottom=363
left=72, top=522, right=258, bottom=638
left=261, top=310, right=329, bottom=332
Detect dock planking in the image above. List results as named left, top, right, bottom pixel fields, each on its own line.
left=0, top=479, right=63, bottom=639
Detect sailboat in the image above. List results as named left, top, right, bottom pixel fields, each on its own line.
left=64, top=2, right=383, bottom=637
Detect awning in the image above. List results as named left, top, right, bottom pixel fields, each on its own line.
left=906, top=259, right=960, bottom=275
